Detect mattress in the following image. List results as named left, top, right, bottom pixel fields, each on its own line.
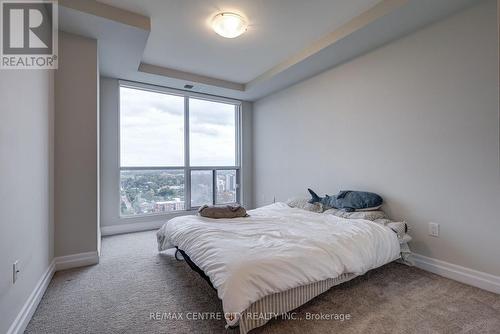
left=157, top=202, right=401, bottom=327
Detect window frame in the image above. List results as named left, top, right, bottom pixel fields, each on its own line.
left=118, top=80, right=242, bottom=218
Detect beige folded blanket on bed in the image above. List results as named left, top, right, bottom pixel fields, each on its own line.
left=198, top=204, right=249, bottom=219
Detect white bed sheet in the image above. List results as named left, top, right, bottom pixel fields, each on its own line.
left=157, top=202, right=400, bottom=326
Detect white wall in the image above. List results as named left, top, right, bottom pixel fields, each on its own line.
left=100, top=78, right=253, bottom=228
left=55, top=32, right=99, bottom=256
left=0, top=70, right=54, bottom=333
left=253, top=0, right=500, bottom=276
left=100, top=77, right=122, bottom=227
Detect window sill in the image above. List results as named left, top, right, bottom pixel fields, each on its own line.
left=117, top=210, right=198, bottom=224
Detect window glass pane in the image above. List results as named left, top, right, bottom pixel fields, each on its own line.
left=120, top=87, right=184, bottom=167
left=189, top=98, right=236, bottom=166
left=216, top=170, right=237, bottom=204
left=120, top=169, right=185, bottom=216
left=191, top=170, right=213, bottom=207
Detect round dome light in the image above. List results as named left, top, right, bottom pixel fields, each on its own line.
left=212, top=12, right=247, bottom=38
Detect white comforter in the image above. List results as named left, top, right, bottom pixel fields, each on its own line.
left=157, top=203, right=400, bottom=326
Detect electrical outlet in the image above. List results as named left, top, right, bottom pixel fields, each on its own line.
left=13, top=260, right=20, bottom=284
left=428, top=222, right=439, bottom=237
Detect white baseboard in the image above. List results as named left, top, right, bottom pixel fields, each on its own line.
left=101, top=220, right=164, bottom=236
left=413, top=253, right=500, bottom=294
left=7, top=260, right=55, bottom=334
left=54, top=251, right=99, bottom=271
left=7, top=251, right=100, bottom=334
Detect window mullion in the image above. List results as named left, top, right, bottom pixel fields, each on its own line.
left=235, top=105, right=241, bottom=167
left=184, top=96, right=191, bottom=211
left=212, top=169, right=216, bottom=205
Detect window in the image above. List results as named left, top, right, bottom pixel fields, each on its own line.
left=119, top=84, right=240, bottom=217
left=189, top=98, right=236, bottom=166
left=190, top=170, right=213, bottom=207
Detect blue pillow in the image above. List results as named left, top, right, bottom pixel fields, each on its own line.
left=308, top=189, right=383, bottom=212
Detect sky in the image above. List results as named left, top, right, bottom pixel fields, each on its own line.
left=120, top=87, right=236, bottom=167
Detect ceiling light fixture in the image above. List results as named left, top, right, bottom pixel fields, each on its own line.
left=212, top=12, right=247, bottom=38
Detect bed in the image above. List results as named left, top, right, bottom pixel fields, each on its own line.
left=157, top=202, right=402, bottom=333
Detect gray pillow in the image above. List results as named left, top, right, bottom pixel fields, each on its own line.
left=323, top=208, right=386, bottom=221
left=286, top=198, right=324, bottom=213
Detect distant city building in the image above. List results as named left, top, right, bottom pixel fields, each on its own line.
left=225, top=174, right=236, bottom=191
left=217, top=179, right=224, bottom=192
left=154, top=198, right=184, bottom=212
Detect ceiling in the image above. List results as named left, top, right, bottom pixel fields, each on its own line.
left=97, top=0, right=380, bottom=83
left=58, top=0, right=483, bottom=101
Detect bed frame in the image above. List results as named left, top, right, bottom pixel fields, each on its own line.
left=175, top=247, right=215, bottom=290
left=175, top=247, right=357, bottom=334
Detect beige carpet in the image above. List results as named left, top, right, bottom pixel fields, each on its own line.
left=26, top=231, right=500, bottom=334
